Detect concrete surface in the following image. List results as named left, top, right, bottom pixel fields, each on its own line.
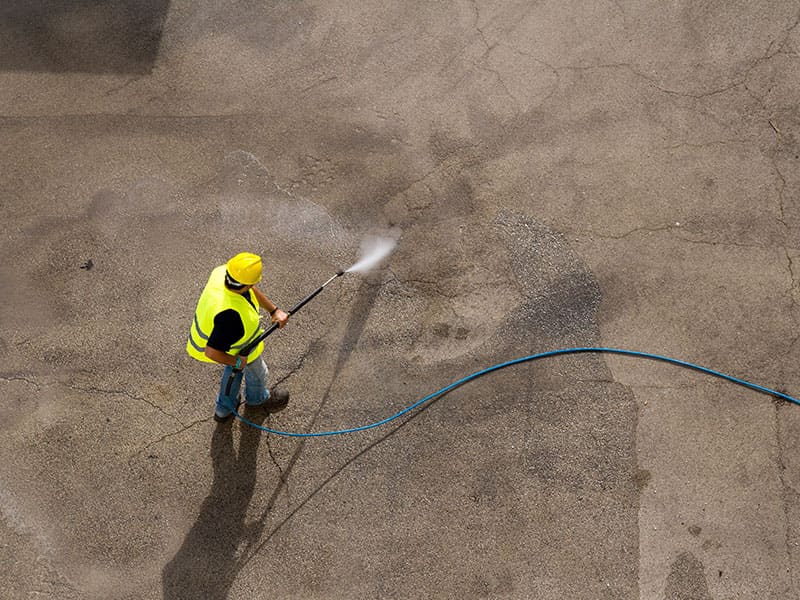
left=1, top=1, right=799, bottom=598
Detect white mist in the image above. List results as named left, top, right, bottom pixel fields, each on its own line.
left=345, top=236, right=397, bottom=273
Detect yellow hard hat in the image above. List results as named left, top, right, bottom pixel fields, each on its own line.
left=226, top=252, right=262, bottom=285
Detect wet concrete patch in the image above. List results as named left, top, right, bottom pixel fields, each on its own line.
left=494, top=210, right=602, bottom=345
left=664, top=552, right=712, bottom=600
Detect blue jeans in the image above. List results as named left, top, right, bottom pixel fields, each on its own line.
left=215, top=356, right=271, bottom=417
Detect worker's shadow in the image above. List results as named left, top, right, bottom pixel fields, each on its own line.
left=161, top=410, right=267, bottom=600
left=162, top=274, right=388, bottom=597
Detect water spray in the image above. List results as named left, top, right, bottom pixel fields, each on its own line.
left=224, top=236, right=397, bottom=394
left=344, top=237, right=397, bottom=274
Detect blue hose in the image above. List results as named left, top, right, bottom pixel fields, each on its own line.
left=232, top=347, right=799, bottom=437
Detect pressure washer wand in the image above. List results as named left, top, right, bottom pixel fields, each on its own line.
left=247, top=269, right=345, bottom=353
left=224, top=270, right=346, bottom=394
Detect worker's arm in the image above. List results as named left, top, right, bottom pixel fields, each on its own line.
left=204, top=346, right=246, bottom=367
left=252, top=286, right=289, bottom=328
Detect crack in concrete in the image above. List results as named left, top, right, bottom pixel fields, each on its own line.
left=543, top=61, right=743, bottom=99
left=470, top=0, right=491, bottom=51
left=741, top=56, right=800, bottom=528
left=770, top=158, right=800, bottom=325
left=441, top=4, right=569, bottom=112
left=0, top=374, right=41, bottom=388
left=431, top=2, right=492, bottom=91
left=102, top=75, right=144, bottom=97
left=499, top=44, right=562, bottom=105
left=667, top=235, right=776, bottom=250
left=66, top=382, right=184, bottom=425
left=297, top=75, right=338, bottom=96
left=263, top=422, right=287, bottom=489
left=779, top=9, right=800, bottom=52
left=609, top=0, right=627, bottom=23
left=743, top=9, right=800, bottom=128
left=387, top=152, right=480, bottom=218
left=128, top=417, right=209, bottom=463
left=783, top=248, right=797, bottom=310
left=524, top=10, right=799, bottom=103
left=505, top=37, right=760, bottom=111
left=464, top=0, right=525, bottom=111
left=273, top=350, right=312, bottom=390
left=481, top=63, right=521, bottom=111
left=564, top=224, right=776, bottom=249
left=655, top=139, right=753, bottom=152
left=773, top=402, right=799, bottom=595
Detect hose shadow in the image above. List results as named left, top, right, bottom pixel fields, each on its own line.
left=238, top=273, right=385, bottom=561
left=161, top=410, right=267, bottom=600
left=240, top=388, right=448, bottom=567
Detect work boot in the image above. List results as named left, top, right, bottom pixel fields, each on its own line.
left=213, top=399, right=241, bottom=424
left=213, top=411, right=235, bottom=424
left=264, top=389, right=290, bottom=413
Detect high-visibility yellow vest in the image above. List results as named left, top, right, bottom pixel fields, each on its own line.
left=186, top=265, right=264, bottom=363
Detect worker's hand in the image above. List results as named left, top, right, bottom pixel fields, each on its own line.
left=271, top=308, right=289, bottom=328
left=232, top=354, right=248, bottom=371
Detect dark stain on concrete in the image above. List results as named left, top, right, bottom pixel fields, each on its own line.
left=664, top=551, right=712, bottom=600
left=0, top=0, right=169, bottom=73
left=634, top=468, right=652, bottom=490
left=430, top=322, right=470, bottom=341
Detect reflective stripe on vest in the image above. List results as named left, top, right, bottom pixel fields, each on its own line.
left=186, top=265, right=265, bottom=363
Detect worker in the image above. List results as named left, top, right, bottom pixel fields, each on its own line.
left=187, top=252, right=290, bottom=423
